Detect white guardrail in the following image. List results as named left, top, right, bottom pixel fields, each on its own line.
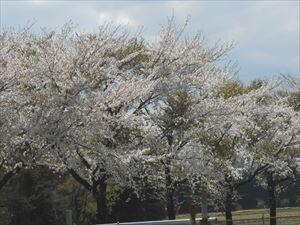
left=98, top=217, right=217, bottom=225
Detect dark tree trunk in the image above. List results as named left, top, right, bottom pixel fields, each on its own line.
left=166, top=187, right=175, bottom=220
left=201, top=191, right=209, bottom=225
left=268, top=174, right=277, bottom=225
left=225, top=188, right=233, bottom=225
left=92, top=178, right=109, bottom=224
left=165, top=164, right=175, bottom=220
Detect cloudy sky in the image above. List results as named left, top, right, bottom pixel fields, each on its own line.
left=1, top=0, right=299, bottom=83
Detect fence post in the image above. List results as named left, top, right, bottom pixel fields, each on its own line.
left=66, top=209, right=72, bottom=225
left=262, top=213, right=265, bottom=225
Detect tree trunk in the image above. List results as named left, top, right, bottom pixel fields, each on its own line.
left=225, top=189, right=233, bottom=225
left=189, top=204, right=196, bottom=225
left=166, top=187, right=175, bottom=220
left=165, top=164, right=176, bottom=220
left=93, top=179, right=109, bottom=224
left=268, top=174, right=277, bottom=225
left=201, top=191, right=209, bottom=225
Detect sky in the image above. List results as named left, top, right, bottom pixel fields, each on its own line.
left=0, top=0, right=299, bottom=83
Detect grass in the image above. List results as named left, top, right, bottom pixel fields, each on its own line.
left=177, top=207, right=300, bottom=221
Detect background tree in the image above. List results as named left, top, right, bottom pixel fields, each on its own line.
left=255, top=77, right=300, bottom=225
left=185, top=79, right=300, bottom=225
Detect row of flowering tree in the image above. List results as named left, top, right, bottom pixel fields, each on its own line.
left=1, top=20, right=299, bottom=224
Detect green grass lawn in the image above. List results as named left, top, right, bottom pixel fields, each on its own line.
left=177, top=207, right=300, bottom=221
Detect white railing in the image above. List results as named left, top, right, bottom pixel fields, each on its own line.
left=98, top=217, right=217, bottom=225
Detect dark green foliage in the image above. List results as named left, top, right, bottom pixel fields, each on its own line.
left=218, top=81, right=246, bottom=99
left=0, top=166, right=65, bottom=225
left=160, top=90, right=192, bottom=129
left=111, top=188, right=166, bottom=222
left=0, top=167, right=298, bottom=224
left=0, top=166, right=166, bottom=225
left=218, top=79, right=267, bottom=100
left=0, top=166, right=96, bottom=225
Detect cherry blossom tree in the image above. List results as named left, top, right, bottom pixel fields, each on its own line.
left=0, top=29, right=39, bottom=190
left=0, top=23, right=157, bottom=223
left=133, top=18, right=235, bottom=220
left=183, top=79, right=300, bottom=225
left=254, top=78, right=300, bottom=225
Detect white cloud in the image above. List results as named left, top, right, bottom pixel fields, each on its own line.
left=29, top=0, right=47, bottom=5
left=285, top=17, right=299, bottom=34
left=97, top=12, right=137, bottom=27
left=212, top=1, right=299, bottom=44
left=166, top=1, right=204, bottom=18
left=289, top=57, right=300, bottom=68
